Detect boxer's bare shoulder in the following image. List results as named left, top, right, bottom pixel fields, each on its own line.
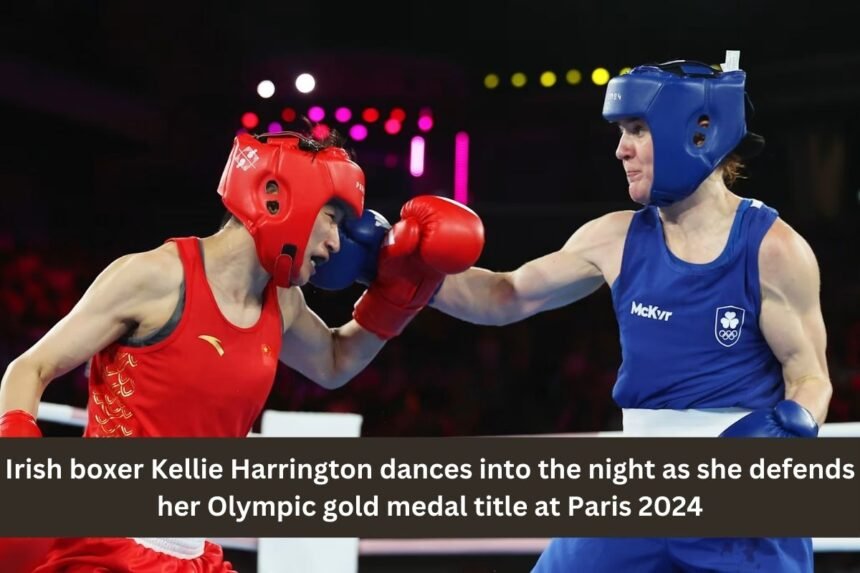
left=109, top=243, right=185, bottom=338
left=560, top=210, right=635, bottom=287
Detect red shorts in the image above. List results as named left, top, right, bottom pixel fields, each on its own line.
left=31, top=538, right=235, bottom=573
left=0, top=537, right=57, bottom=573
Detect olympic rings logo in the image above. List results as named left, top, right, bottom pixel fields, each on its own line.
left=718, top=330, right=738, bottom=341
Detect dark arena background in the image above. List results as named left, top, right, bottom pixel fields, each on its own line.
left=1, top=1, right=858, bottom=571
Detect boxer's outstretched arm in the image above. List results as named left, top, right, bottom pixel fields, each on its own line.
left=0, top=250, right=179, bottom=415
left=759, top=219, right=831, bottom=424
left=432, top=211, right=632, bottom=326
left=278, top=287, right=384, bottom=390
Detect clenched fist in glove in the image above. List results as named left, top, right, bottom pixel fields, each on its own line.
left=313, top=195, right=484, bottom=339
left=719, top=400, right=819, bottom=438
left=354, top=196, right=483, bottom=338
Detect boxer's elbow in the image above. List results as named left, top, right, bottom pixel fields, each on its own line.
left=314, top=328, right=373, bottom=390
left=305, top=362, right=347, bottom=391
left=486, top=274, right=530, bottom=326
left=314, top=372, right=350, bottom=391
left=0, top=356, right=52, bottom=412
left=435, top=270, right=530, bottom=326
left=6, top=356, right=53, bottom=388
left=308, top=347, right=346, bottom=391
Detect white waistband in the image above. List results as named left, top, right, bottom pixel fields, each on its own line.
left=622, top=408, right=753, bottom=437
left=130, top=537, right=206, bottom=559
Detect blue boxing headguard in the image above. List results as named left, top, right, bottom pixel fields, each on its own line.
left=602, top=60, right=763, bottom=206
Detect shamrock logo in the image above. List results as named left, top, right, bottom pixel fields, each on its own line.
left=715, top=306, right=745, bottom=348
left=720, top=311, right=739, bottom=329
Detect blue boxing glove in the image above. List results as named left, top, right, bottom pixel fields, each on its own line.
left=719, top=400, right=819, bottom=438
left=310, top=209, right=391, bottom=290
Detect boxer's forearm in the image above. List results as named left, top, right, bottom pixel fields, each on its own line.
left=431, top=268, right=522, bottom=326
left=324, top=320, right=387, bottom=389
left=784, top=375, right=831, bottom=426
left=433, top=246, right=604, bottom=326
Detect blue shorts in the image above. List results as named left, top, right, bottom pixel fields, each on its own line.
left=532, top=537, right=812, bottom=572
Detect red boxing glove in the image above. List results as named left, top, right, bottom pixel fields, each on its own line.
left=0, top=411, right=49, bottom=572
left=354, top=195, right=484, bottom=339
left=0, top=410, right=42, bottom=437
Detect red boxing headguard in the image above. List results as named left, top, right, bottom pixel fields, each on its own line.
left=218, top=132, right=365, bottom=287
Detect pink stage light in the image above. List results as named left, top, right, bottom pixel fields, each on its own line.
left=384, top=119, right=402, bottom=135
left=417, top=115, right=434, bottom=132
left=267, top=122, right=283, bottom=133
left=410, top=136, right=425, bottom=177
left=334, top=107, right=352, bottom=122
left=454, top=132, right=470, bottom=205
left=349, top=124, right=368, bottom=141
left=308, top=106, right=325, bottom=122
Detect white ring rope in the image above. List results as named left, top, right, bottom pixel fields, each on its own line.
left=35, top=402, right=860, bottom=555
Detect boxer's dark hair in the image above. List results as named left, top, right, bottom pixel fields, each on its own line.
left=220, top=211, right=238, bottom=230
left=298, top=117, right=356, bottom=160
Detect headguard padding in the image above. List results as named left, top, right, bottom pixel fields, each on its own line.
left=218, top=132, right=365, bottom=286
left=603, top=61, right=762, bottom=206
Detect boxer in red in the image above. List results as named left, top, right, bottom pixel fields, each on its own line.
left=0, top=130, right=485, bottom=571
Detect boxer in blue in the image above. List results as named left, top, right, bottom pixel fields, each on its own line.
left=312, top=54, right=831, bottom=571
